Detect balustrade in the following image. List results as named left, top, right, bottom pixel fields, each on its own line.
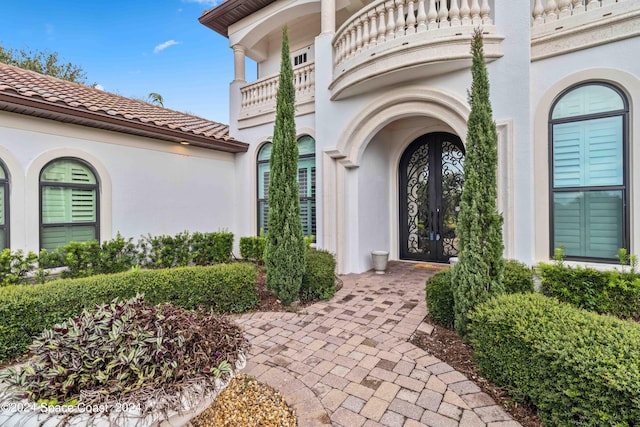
left=532, top=0, right=623, bottom=25
left=333, top=0, right=493, bottom=67
left=240, top=63, right=315, bottom=112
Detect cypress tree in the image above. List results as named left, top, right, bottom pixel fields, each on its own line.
left=452, top=29, right=505, bottom=337
left=264, top=27, right=306, bottom=305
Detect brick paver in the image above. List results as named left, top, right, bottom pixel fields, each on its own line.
left=235, top=262, right=520, bottom=426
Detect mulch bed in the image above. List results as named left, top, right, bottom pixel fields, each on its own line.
left=410, top=319, right=543, bottom=427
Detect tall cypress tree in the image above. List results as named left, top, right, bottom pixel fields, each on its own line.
left=264, top=27, right=306, bottom=305
left=452, top=29, right=505, bottom=336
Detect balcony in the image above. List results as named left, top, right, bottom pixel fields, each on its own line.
left=330, top=0, right=504, bottom=100
left=238, top=62, right=315, bottom=128
left=531, top=0, right=640, bottom=60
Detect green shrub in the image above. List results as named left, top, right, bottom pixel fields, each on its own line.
left=425, top=269, right=454, bottom=328
left=426, top=260, right=531, bottom=329
left=540, top=263, right=640, bottom=319
left=300, top=249, right=336, bottom=302
left=138, top=231, right=233, bottom=269
left=0, top=295, right=249, bottom=411
left=0, top=249, right=40, bottom=286
left=0, top=263, right=257, bottom=361
left=503, top=259, right=534, bottom=294
left=469, top=293, right=640, bottom=426
left=239, top=236, right=266, bottom=264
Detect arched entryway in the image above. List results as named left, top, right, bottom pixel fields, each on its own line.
left=399, top=132, right=465, bottom=262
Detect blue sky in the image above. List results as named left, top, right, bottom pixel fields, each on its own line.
left=0, top=0, right=250, bottom=124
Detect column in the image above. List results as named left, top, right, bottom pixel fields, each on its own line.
left=321, top=0, right=336, bottom=34
left=232, top=45, right=246, bottom=82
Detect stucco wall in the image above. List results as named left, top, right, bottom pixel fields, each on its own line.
left=0, top=112, right=237, bottom=253
left=530, top=37, right=640, bottom=263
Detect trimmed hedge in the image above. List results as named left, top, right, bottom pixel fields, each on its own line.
left=300, top=249, right=336, bottom=302
left=425, top=269, right=454, bottom=328
left=469, top=293, right=640, bottom=426
left=239, top=236, right=266, bottom=264
left=425, top=260, right=533, bottom=328
left=0, top=263, right=257, bottom=362
left=540, top=263, right=640, bottom=320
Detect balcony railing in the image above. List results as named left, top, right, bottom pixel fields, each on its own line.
left=532, top=0, right=619, bottom=25
left=240, top=62, right=315, bottom=115
left=334, top=0, right=494, bottom=67
left=530, top=0, right=638, bottom=60
left=330, top=0, right=502, bottom=99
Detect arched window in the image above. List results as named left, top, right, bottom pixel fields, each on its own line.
left=40, top=158, right=99, bottom=250
left=0, top=161, right=9, bottom=250
left=550, top=83, right=628, bottom=261
left=257, top=136, right=316, bottom=236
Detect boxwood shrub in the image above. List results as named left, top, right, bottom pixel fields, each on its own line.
left=0, top=263, right=257, bottom=362
left=239, top=236, right=266, bottom=264
left=426, top=260, right=533, bottom=328
left=469, top=293, right=640, bottom=426
left=300, top=249, right=336, bottom=302
left=539, top=263, right=640, bottom=320
left=425, top=269, right=454, bottom=328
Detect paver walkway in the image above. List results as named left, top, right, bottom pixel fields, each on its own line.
left=235, top=262, right=521, bottom=427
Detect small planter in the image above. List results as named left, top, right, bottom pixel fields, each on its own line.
left=371, top=251, right=389, bottom=274
left=449, top=257, right=459, bottom=267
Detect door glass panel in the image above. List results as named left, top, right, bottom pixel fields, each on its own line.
left=440, top=140, right=465, bottom=258
left=406, top=143, right=432, bottom=257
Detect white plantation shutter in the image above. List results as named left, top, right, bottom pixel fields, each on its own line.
left=40, top=159, right=98, bottom=250
left=551, top=83, right=627, bottom=260
left=553, top=117, right=623, bottom=188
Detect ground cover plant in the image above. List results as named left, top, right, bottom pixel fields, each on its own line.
left=0, top=295, right=249, bottom=422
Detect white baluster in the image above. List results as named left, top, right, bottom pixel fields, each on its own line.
left=545, top=0, right=558, bottom=21
left=416, top=0, right=428, bottom=32
left=370, top=12, right=379, bottom=46
left=363, top=15, right=371, bottom=50
left=438, top=0, right=450, bottom=28
left=571, top=0, right=585, bottom=14
left=350, top=27, right=357, bottom=56
left=480, top=0, right=491, bottom=25
left=356, top=19, right=363, bottom=53
left=406, top=0, right=417, bottom=34
left=460, top=0, right=471, bottom=25
left=557, top=0, right=571, bottom=18
left=450, top=0, right=461, bottom=26
left=396, top=0, right=406, bottom=38
left=386, top=1, right=397, bottom=40
left=470, top=0, right=481, bottom=25
left=343, top=31, right=351, bottom=60
left=586, top=0, right=599, bottom=10
left=532, top=0, right=545, bottom=24
left=427, top=0, right=438, bottom=30
left=378, top=7, right=387, bottom=43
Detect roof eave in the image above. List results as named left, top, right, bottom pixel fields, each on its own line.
left=0, top=92, right=248, bottom=153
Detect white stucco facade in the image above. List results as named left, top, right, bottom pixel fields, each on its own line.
left=1, top=0, right=638, bottom=274
left=0, top=112, right=238, bottom=254
left=214, top=0, right=640, bottom=273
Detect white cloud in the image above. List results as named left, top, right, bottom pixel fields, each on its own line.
left=93, top=84, right=105, bottom=91
left=153, top=40, right=180, bottom=54
left=182, top=0, right=223, bottom=6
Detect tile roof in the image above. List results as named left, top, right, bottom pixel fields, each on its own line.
left=0, top=63, right=247, bottom=153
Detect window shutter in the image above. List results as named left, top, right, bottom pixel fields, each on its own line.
left=553, top=117, right=622, bottom=188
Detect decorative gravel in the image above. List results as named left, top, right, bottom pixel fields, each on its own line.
left=191, top=374, right=297, bottom=427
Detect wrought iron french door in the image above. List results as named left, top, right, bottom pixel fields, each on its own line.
left=399, top=133, right=465, bottom=262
